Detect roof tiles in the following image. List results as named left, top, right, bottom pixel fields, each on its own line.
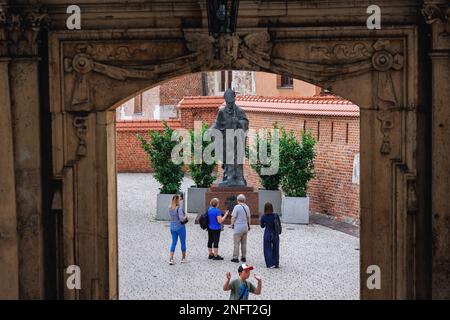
left=177, top=95, right=359, bottom=118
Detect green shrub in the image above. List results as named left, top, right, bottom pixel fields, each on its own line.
left=188, top=122, right=216, bottom=188
left=279, top=128, right=316, bottom=197
left=137, top=121, right=184, bottom=194
left=250, top=123, right=281, bottom=190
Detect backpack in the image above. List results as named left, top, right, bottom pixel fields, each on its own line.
left=274, top=214, right=282, bottom=235
left=199, top=209, right=209, bottom=230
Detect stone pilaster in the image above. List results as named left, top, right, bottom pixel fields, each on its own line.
left=0, top=0, right=19, bottom=300
left=4, top=2, right=49, bottom=299
left=422, top=1, right=450, bottom=299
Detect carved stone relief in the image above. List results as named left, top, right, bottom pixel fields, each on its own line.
left=62, top=30, right=273, bottom=113
left=372, top=40, right=404, bottom=155
left=422, top=4, right=450, bottom=37
left=0, top=4, right=7, bottom=56
left=0, top=4, right=50, bottom=57
left=184, top=30, right=272, bottom=70
left=73, top=115, right=88, bottom=158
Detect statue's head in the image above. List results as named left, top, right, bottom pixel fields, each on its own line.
left=224, top=89, right=236, bottom=104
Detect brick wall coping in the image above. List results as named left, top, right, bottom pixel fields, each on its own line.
left=116, top=120, right=182, bottom=132
left=177, top=95, right=359, bottom=118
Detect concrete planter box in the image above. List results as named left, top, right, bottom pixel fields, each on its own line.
left=156, top=193, right=176, bottom=221
left=281, top=196, right=309, bottom=224
left=186, top=187, right=208, bottom=214
left=258, top=189, right=282, bottom=217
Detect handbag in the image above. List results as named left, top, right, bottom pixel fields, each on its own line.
left=178, top=206, right=188, bottom=224
left=240, top=204, right=251, bottom=231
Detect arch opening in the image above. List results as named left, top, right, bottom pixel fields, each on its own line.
left=114, top=70, right=361, bottom=300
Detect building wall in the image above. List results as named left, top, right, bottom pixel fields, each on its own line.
left=116, top=87, right=160, bottom=121
left=206, top=71, right=255, bottom=96
left=160, top=73, right=204, bottom=106
left=116, top=73, right=203, bottom=121
left=255, top=72, right=321, bottom=97
left=116, top=120, right=182, bottom=172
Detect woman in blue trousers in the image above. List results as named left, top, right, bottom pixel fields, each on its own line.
left=168, top=193, right=188, bottom=265
left=260, top=202, right=280, bottom=268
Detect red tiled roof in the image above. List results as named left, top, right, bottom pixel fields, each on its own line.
left=116, top=120, right=182, bottom=132
left=177, top=96, right=224, bottom=109
left=177, top=95, right=359, bottom=118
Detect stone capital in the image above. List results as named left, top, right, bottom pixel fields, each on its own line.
left=422, top=3, right=450, bottom=49
left=0, top=2, right=50, bottom=58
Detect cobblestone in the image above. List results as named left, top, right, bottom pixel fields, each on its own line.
left=118, top=173, right=359, bottom=300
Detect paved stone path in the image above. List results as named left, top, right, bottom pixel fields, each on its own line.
left=118, top=173, right=359, bottom=300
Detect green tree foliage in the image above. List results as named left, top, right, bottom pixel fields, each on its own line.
left=279, top=128, right=316, bottom=197
left=188, top=123, right=217, bottom=188
left=137, top=121, right=184, bottom=194
left=250, top=123, right=281, bottom=190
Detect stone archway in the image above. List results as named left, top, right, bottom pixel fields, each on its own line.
left=4, top=0, right=447, bottom=300
left=48, top=25, right=421, bottom=300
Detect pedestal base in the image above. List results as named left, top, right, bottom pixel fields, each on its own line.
left=204, top=186, right=260, bottom=225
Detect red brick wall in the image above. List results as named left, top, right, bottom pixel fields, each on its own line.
left=160, top=74, right=203, bottom=106
left=178, top=107, right=218, bottom=129
left=116, top=120, right=182, bottom=172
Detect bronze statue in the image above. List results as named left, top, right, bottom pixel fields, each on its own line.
left=213, top=89, right=249, bottom=187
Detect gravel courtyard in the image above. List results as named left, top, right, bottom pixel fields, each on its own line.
left=118, top=173, right=360, bottom=300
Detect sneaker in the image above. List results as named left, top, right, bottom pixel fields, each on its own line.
left=213, top=255, right=224, bottom=260
left=169, top=259, right=175, bottom=265
left=231, top=258, right=239, bottom=263
left=181, top=258, right=187, bottom=263
left=208, top=254, right=214, bottom=259
left=240, top=257, right=246, bottom=263
left=269, top=265, right=276, bottom=269
left=275, top=265, right=280, bottom=268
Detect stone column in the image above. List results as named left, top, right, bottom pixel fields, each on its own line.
left=5, top=4, right=50, bottom=299
left=0, top=54, right=20, bottom=299
left=423, top=2, right=450, bottom=299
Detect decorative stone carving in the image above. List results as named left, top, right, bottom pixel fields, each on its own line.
left=372, top=40, right=404, bottom=155
left=310, top=43, right=372, bottom=61
left=422, top=4, right=450, bottom=36
left=422, top=4, right=450, bottom=49
left=63, top=31, right=272, bottom=111
left=184, top=30, right=272, bottom=70
left=0, top=3, right=50, bottom=57
left=73, top=115, right=88, bottom=157
left=0, top=4, right=7, bottom=56
left=64, top=50, right=194, bottom=111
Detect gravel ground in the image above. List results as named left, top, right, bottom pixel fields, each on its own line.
left=118, top=173, right=360, bottom=300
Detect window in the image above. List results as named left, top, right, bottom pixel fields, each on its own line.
left=134, top=94, right=142, bottom=114
left=279, top=75, right=293, bottom=88
left=219, top=70, right=233, bottom=92
left=220, top=71, right=226, bottom=92
left=352, top=153, right=360, bottom=185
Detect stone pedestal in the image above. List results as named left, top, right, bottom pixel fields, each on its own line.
left=204, top=186, right=259, bottom=225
